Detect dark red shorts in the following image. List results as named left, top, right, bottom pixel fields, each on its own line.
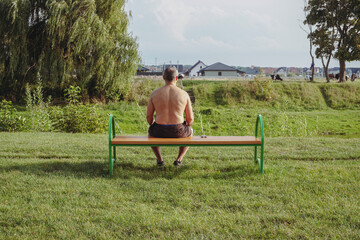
left=148, top=122, right=193, bottom=138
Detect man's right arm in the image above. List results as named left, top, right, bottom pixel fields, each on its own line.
left=146, top=97, right=155, bottom=125
left=185, top=95, right=194, bottom=126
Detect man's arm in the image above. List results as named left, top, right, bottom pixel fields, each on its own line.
left=146, top=97, right=155, bottom=125
left=185, top=95, right=194, bottom=126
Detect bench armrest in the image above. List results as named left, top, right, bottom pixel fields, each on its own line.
left=255, top=114, right=264, bottom=144
left=109, top=114, right=116, bottom=145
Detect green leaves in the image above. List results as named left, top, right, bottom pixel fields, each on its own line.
left=0, top=0, right=140, bottom=100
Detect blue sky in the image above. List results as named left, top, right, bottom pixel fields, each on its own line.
left=125, top=0, right=360, bottom=68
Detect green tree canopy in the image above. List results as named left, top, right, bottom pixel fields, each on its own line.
left=0, top=0, right=140, bottom=100
left=305, top=0, right=360, bottom=82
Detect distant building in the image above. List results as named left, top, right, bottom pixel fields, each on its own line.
left=137, top=66, right=150, bottom=74
left=287, top=67, right=302, bottom=75
left=237, top=66, right=260, bottom=77
left=262, top=67, right=278, bottom=75
left=347, top=68, right=360, bottom=77
left=274, top=67, right=287, bottom=76
left=184, top=60, right=207, bottom=76
left=163, top=64, right=184, bottom=73
left=198, top=62, right=240, bottom=77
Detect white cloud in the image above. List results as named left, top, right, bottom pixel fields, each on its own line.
left=153, top=0, right=196, bottom=41
left=209, top=6, right=228, bottom=18
left=190, top=36, right=238, bottom=50
left=254, top=36, right=281, bottom=50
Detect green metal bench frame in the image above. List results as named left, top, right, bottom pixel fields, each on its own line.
left=108, top=114, right=264, bottom=176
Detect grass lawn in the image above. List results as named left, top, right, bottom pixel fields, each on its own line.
left=0, top=132, right=359, bottom=239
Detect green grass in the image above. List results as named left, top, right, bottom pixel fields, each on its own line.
left=104, top=102, right=360, bottom=138
left=1, top=132, right=359, bottom=239
left=191, top=80, right=360, bottom=110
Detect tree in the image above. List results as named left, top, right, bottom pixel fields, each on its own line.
left=305, top=0, right=360, bottom=82
left=311, top=25, right=337, bottom=82
left=301, top=0, right=315, bottom=82
left=0, top=0, right=140, bottom=101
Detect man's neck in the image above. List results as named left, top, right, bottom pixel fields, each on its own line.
left=165, top=81, right=177, bottom=86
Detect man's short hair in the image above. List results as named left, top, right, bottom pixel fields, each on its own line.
left=163, top=67, right=178, bottom=82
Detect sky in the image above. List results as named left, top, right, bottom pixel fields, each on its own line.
left=125, top=0, right=360, bottom=68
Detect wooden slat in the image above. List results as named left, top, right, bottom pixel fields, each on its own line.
left=111, top=136, right=262, bottom=145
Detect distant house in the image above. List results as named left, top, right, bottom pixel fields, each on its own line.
left=287, top=67, right=302, bottom=75
left=137, top=66, right=150, bottom=75
left=262, top=67, right=278, bottom=75
left=328, top=67, right=340, bottom=74
left=347, top=68, right=360, bottom=77
left=163, top=64, right=184, bottom=73
left=237, top=66, right=260, bottom=77
left=274, top=67, right=287, bottom=76
left=184, top=60, right=207, bottom=76
left=198, top=62, right=240, bottom=77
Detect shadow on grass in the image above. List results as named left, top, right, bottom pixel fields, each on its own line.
left=0, top=159, right=259, bottom=180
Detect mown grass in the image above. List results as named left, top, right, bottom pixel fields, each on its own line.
left=1, top=132, right=359, bottom=239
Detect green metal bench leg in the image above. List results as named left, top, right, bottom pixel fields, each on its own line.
left=259, top=144, right=264, bottom=174
left=109, top=144, right=114, bottom=176
left=254, top=146, right=258, bottom=164
left=113, top=146, right=116, bottom=163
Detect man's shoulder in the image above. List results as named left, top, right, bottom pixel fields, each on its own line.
left=150, top=86, right=164, bottom=97
left=178, top=88, right=190, bottom=97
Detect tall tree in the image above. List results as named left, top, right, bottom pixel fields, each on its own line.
left=301, top=0, right=315, bottom=82
left=0, top=0, right=140, bottom=100
left=305, top=0, right=360, bottom=82
left=311, top=25, right=337, bottom=82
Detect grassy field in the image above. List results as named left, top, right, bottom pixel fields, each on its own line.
left=1, top=132, right=359, bottom=239
left=105, top=102, right=360, bottom=138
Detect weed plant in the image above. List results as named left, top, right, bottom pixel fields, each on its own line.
left=25, top=74, right=53, bottom=132
left=0, top=100, right=27, bottom=131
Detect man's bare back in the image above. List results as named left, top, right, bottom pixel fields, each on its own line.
left=146, top=67, right=194, bottom=167
left=147, top=83, right=193, bottom=126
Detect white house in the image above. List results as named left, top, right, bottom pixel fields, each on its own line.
left=184, top=60, right=207, bottom=76
left=348, top=68, right=360, bottom=77
left=274, top=67, right=287, bottom=76
left=198, top=62, right=239, bottom=77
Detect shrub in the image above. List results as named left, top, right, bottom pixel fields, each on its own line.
left=0, top=100, right=27, bottom=131
left=50, top=86, right=106, bottom=133
left=51, top=104, right=105, bottom=133
left=252, top=77, right=273, bottom=101
left=125, top=79, right=163, bottom=105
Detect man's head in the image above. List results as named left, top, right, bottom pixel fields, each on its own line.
left=163, top=67, right=178, bottom=82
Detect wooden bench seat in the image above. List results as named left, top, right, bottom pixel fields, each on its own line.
left=111, top=136, right=262, bottom=146
left=108, top=114, right=264, bottom=176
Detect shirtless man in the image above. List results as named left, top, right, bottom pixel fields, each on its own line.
left=147, top=67, right=194, bottom=166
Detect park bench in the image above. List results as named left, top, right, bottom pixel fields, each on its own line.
left=108, top=114, right=264, bottom=176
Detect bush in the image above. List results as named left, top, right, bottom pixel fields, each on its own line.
left=125, top=79, right=163, bottom=105
left=51, top=104, right=105, bottom=133
left=0, top=100, right=27, bottom=131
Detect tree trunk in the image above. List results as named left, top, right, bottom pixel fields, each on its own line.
left=309, top=35, right=315, bottom=82
left=321, top=56, right=331, bottom=83
left=311, top=60, right=315, bottom=81
left=339, top=60, right=346, bottom=82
